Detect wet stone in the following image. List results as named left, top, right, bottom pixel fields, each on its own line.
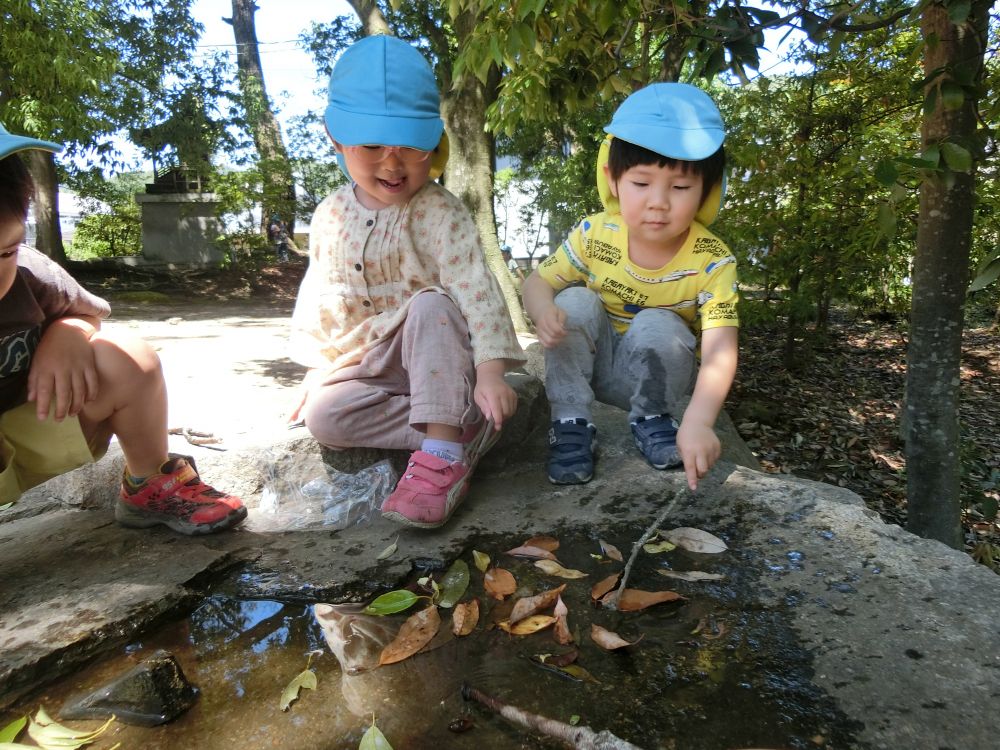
left=60, top=651, right=198, bottom=727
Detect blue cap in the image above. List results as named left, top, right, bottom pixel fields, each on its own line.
left=0, top=123, right=62, bottom=161
left=605, top=83, right=724, bottom=160
left=324, top=36, right=444, bottom=151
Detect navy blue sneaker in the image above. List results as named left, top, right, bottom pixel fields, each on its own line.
left=631, top=415, right=682, bottom=469
left=547, top=418, right=597, bottom=484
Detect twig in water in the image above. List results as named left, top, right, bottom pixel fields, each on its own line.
left=462, top=684, right=645, bottom=750
left=602, top=487, right=690, bottom=611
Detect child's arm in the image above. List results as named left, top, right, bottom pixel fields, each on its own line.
left=522, top=271, right=568, bottom=348
left=677, top=326, right=738, bottom=490
left=474, top=359, right=517, bottom=430
left=27, top=315, right=103, bottom=421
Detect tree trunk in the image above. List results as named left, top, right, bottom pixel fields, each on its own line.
left=346, top=0, right=391, bottom=35
left=441, top=13, right=530, bottom=332
left=904, top=1, right=990, bottom=547
left=23, top=150, right=66, bottom=264
left=226, top=0, right=296, bottom=234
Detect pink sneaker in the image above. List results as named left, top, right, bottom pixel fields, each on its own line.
left=381, top=419, right=501, bottom=528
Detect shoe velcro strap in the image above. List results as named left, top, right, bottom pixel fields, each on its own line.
left=405, top=458, right=455, bottom=489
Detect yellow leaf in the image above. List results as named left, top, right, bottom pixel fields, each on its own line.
left=534, top=560, right=587, bottom=578
left=472, top=549, right=490, bottom=572
left=501, top=614, right=556, bottom=635
left=279, top=668, right=317, bottom=711
left=376, top=536, right=398, bottom=561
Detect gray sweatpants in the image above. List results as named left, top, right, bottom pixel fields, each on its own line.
left=303, top=291, right=477, bottom=451
left=545, top=287, right=696, bottom=423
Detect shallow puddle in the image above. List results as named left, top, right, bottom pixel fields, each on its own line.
left=3, top=529, right=861, bottom=749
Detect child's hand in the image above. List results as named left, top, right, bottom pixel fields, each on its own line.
left=27, top=318, right=99, bottom=421
left=474, top=362, right=517, bottom=429
left=534, top=304, right=568, bottom=348
left=676, top=420, right=721, bottom=491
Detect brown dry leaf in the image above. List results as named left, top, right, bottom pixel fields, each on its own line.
left=501, top=614, right=557, bottom=635
left=379, top=605, right=441, bottom=666
left=599, top=539, right=623, bottom=562
left=553, top=595, right=573, bottom=645
left=452, top=599, right=480, bottom=636
left=505, top=545, right=559, bottom=561
left=523, top=534, right=560, bottom=552
left=657, top=570, right=725, bottom=582
left=536, top=648, right=578, bottom=667
left=484, top=567, right=517, bottom=600
left=534, top=559, right=587, bottom=578
left=590, top=624, right=643, bottom=650
left=509, top=584, right=567, bottom=625
left=606, top=588, right=686, bottom=612
left=591, top=573, right=621, bottom=601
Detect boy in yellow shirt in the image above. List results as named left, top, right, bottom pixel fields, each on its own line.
left=522, top=83, right=739, bottom=490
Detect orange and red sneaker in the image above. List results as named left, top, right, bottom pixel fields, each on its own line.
left=116, top=456, right=247, bottom=535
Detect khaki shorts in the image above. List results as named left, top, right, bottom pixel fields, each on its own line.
left=0, top=401, right=111, bottom=504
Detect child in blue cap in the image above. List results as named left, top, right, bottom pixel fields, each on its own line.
left=522, top=83, right=739, bottom=490
left=288, top=36, right=524, bottom=528
left=0, top=124, right=246, bottom=533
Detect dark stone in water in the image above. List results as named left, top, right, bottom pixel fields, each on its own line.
left=60, top=651, right=199, bottom=727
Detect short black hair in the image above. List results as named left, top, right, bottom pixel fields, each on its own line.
left=0, top=154, right=34, bottom=224
left=607, top=137, right=726, bottom=204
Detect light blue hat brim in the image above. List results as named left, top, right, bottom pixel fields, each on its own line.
left=0, top=125, right=62, bottom=161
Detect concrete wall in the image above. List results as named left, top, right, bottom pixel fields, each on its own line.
left=134, top=192, right=224, bottom=266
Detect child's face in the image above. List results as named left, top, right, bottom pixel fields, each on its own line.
left=606, top=161, right=704, bottom=258
left=0, top=215, right=24, bottom=299
left=334, top=142, right=434, bottom=210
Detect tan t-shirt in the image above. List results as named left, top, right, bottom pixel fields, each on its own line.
left=290, top=181, right=524, bottom=373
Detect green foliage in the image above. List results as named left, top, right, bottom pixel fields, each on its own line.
left=65, top=171, right=146, bottom=260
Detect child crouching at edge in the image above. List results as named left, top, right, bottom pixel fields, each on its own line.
left=522, top=83, right=739, bottom=491
left=288, top=36, right=524, bottom=529
left=0, top=124, right=246, bottom=534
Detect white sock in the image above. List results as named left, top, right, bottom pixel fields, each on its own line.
left=421, top=438, right=464, bottom=463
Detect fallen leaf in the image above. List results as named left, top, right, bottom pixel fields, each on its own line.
left=499, top=614, right=557, bottom=635
left=0, top=502, right=13, bottom=512
left=437, top=559, right=470, bottom=608
left=590, top=624, right=642, bottom=650
left=657, top=570, right=725, bottom=582
left=364, top=589, right=421, bottom=616
left=376, top=536, right=398, bottom=561
left=484, top=568, right=517, bottom=599
left=509, top=584, right=566, bottom=625
left=599, top=540, right=623, bottom=561
left=642, top=540, right=676, bottom=554
left=379, top=605, right=441, bottom=665
left=448, top=717, right=475, bottom=733
left=472, top=550, right=490, bottom=572
left=662, top=527, right=728, bottom=554
left=523, top=534, right=560, bottom=551
left=559, top=664, right=601, bottom=683
left=452, top=599, right=480, bottom=636
left=27, top=707, right=115, bottom=750
left=0, top=716, right=26, bottom=743
left=552, top=595, right=573, bottom=645
left=534, top=560, right=587, bottom=578
left=536, top=648, right=578, bottom=667
left=279, top=668, right=317, bottom=711
left=505, top=545, right=559, bottom=561
left=604, top=588, right=686, bottom=611
left=591, top=573, right=621, bottom=601
left=359, top=715, right=393, bottom=750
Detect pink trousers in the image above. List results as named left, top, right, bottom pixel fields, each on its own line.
left=303, top=292, right=477, bottom=451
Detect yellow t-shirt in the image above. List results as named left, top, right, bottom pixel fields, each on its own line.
left=537, top=213, right=739, bottom=334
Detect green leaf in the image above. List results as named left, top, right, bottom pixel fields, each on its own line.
left=359, top=716, right=393, bottom=750
left=27, top=707, right=114, bottom=749
left=947, top=0, right=972, bottom=23
left=874, top=160, right=898, bottom=186
left=968, top=256, right=1000, bottom=293
left=279, top=668, right=317, bottom=711
left=364, top=590, right=420, bottom=616
left=939, top=142, right=972, bottom=172
left=0, top=717, right=26, bottom=743
left=876, top=203, right=897, bottom=239
left=437, top=559, right=470, bottom=608
left=940, top=81, right=966, bottom=110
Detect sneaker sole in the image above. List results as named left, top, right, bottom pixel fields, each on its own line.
left=382, top=420, right=502, bottom=529
left=115, top=501, right=248, bottom=536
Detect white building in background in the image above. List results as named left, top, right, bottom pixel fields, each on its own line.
left=25, top=188, right=88, bottom=246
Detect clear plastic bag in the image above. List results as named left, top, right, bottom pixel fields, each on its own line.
left=250, top=451, right=397, bottom=532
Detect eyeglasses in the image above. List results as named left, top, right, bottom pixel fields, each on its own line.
left=346, top=145, right=432, bottom=164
